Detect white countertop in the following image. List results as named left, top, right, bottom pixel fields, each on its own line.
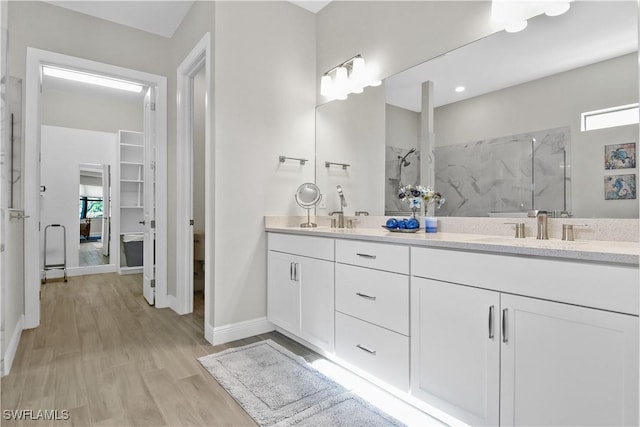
left=265, top=226, right=640, bottom=266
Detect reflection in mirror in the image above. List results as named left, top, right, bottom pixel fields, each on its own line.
left=79, top=164, right=110, bottom=266
left=384, top=1, right=638, bottom=218
left=316, top=86, right=386, bottom=216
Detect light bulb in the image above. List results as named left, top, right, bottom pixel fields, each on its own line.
left=504, top=19, right=527, bottom=33
left=320, top=74, right=332, bottom=97
left=455, top=86, right=465, bottom=93
left=545, top=2, right=570, bottom=17
left=334, top=66, right=349, bottom=99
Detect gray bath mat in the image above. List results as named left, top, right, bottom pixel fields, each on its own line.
left=198, top=339, right=405, bottom=427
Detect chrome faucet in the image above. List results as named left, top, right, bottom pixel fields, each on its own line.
left=528, top=210, right=549, bottom=239
left=329, top=211, right=345, bottom=228
left=536, top=211, right=548, bottom=240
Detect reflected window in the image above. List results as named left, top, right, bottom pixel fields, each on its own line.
left=79, top=197, right=103, bottom=219
left=581, top=103, right=639, bottom=132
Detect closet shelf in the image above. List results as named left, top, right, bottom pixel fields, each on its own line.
left=120, top=161, right=144, bottom=166
left=120, top=205, right=143, bottom=209
left=120, top=143, right=144, bottom=148
left=121, top=179, right=144, bottom=183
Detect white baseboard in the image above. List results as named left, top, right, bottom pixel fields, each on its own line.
left=211, top=317, right=275, bottom=346
left=3, top=315, right=24, bottom=377
left=42, top=264, right=116, bottom=280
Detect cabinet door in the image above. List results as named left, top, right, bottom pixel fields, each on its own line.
left=501, top=294, right=639, bottom=427
left=267, top=251, right=300, bottom=333
left=299, top=257, right=334, bottom=352
left=411, top=278, right=500, bottom=426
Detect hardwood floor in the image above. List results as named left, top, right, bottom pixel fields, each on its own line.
left=0, top=273, right=303, bottom=427
left=78, top=241, right=110, bottom=267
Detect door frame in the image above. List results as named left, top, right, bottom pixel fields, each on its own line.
left=175, top=33, right=213, bottom=342
left=24, top=48, right=168, bottom=328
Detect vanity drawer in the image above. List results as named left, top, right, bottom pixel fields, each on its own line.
left=268, top=233, right=334, bottom=261
left=411, top=247, right=639, bottom=315
left=335, top=312, right=409, bottom=391
left=336, top=239, right=409, bottom=274
left=335, top=263, right=409, bottom=335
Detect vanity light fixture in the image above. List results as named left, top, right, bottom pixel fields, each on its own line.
left=491, top=0, right=572, bottom=33
left=320, top=54, right=381, bottom=101
left=42, top=65, right=144, bottom=93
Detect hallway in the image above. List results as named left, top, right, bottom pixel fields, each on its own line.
left=0, top=273, right=263, bottom=426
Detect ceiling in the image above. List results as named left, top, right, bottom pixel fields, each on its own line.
left=45, top=0, right=331, bottom=39
left=385, top=1, right=639, bottom=111
left=45, top=1, right=196, bottom=38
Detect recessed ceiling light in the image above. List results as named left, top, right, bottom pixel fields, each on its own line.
left=42, top=65, right=144, bottom=93
left=455, top=86, right=466, bottom=93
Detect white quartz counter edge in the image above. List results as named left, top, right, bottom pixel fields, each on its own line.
left=265, top=226, right=640, bottom=266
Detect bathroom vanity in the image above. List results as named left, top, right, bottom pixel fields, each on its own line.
left=265, top=223, right=639, bottom=426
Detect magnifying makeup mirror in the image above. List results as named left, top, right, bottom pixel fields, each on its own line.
left=295, top=182, right=321, bottom=228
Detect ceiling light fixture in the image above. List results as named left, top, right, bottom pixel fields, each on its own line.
left=320, top=54, right=381, bottom=102
left=455, top=86, right=466, bottom=93
left=491, top=0, right=572, bottom=33
left=42, top=65, right=144, bottom=93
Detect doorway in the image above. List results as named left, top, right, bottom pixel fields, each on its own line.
left=24, top=48, right=168, bottom=329
left=176, top=33, right=212, bottom=343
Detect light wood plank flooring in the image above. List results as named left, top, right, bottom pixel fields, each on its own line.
left=0, top=273, right=310, bottom=427
left=79, top=242, right=110, bottom=267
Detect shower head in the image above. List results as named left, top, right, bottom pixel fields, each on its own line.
left=399, top=148, right=417, bottom=167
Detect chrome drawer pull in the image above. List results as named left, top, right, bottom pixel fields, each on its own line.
left=502, top=308, right=508, bottom=344
left=356, top=292, right=377, bottom=301
left=488, top=305, right=495, bottom=339
left=356, top=253, right=377, bottom=259
left=356, top=344, right=376, bottom=355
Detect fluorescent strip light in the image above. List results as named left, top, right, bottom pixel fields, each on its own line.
left=42, top=66, right=144, bottom=93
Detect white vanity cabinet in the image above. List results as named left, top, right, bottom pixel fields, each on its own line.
left=411, top=247, right=639, bottom=427
left=267, top=233, right=335, bottom=352
left=411, top=277, right=500, bottom=426
left=334, top=240, right=410, bottom=391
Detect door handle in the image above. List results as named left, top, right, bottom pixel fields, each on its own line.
left=356, top=344, right=376, bottom=355
left=488, top=305, right=495, bottom=339
left=356, top=292, right=377, bottom=301
left=139, top=220, right=146, bottom=225
left=356, top=253, right=377, bottom=259
left=294, top=263, right=299, bottom=281
left=502, top=308, right=508, bottom=344
left=289, top=262, right=293, bottom=281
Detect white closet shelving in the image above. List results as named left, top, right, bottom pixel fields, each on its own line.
left=117, top=130, right=144, bottom=274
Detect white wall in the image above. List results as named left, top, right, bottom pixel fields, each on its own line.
left=435, top=54, right=638, bottom=218
left=386, top=103, right=420, bottom=150
left=213, top=1, right=316, bottom=327
left=40, top=126, right=117, bottom=270
left=316, top=86, right=386, bottom=216
left=42, top=87, right=143, bottom=133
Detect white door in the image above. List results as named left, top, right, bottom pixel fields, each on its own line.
left=101, top=164, right=110, bottom=257
left=267, top=251, right=300, bottom=333
left=142, top=88, right=156, bottom=305
left=500, top=294, right=639, bottom=427
left=410, top=277, right=500, bottom=426
left=299, top=257, right=334, bottom=352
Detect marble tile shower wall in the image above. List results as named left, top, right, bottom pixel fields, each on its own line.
left=434, top=126, right=570, bottom=217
